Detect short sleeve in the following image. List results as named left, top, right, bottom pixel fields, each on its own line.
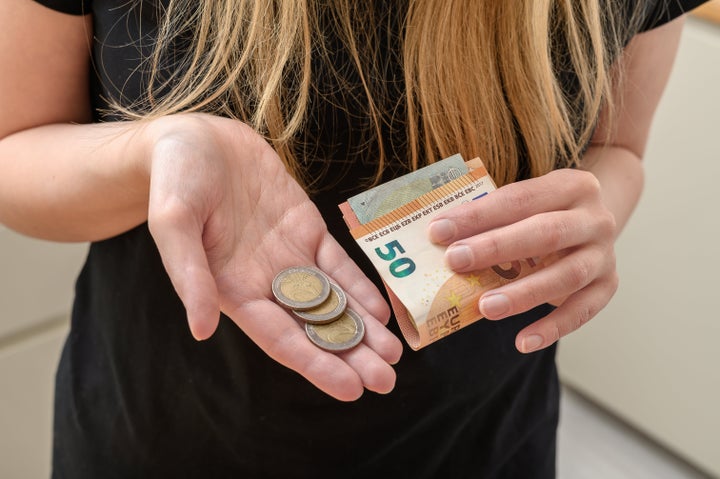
left=639, top=0, right=710, bottom=32
left=33, top=0, right=92, bottom=15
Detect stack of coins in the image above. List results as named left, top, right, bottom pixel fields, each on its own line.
left=271, top=266, right=365, bottom=353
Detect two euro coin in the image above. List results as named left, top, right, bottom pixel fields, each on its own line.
left=272, top=266, right=364, bottom=352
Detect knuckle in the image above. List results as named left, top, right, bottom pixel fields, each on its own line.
left=374, top=300, right=392, bottom=324
left=599, top=270, right=620, bottom=301
left=598, top=248, right=617, bottom=284
left=503, top=183, right=535, bottom=212
left=598, top=210, right=617, bottom=238
left=301, top=354, right=336, bottom=384
left=148, top=198, right=193, bottom=233
left=372, top=332, right=400, bottom=357
left=539, top=216, right=570, bottom=251
left=565, top=169, right=601, bottom=200
left=575, top=304, right=593, bottom=329
left=552, top=322, right=563, bottom=343
left=362, top=361, right=393, bottom=390
left=587, top=202, right=617, bottom=240
left=566, top=255, right=593, bottom=290
left=577, top=169, right=601, bottom=193
left=559, top=304, right=592, bottom=338
left=264, top=325, right=299, bottom=361
left=273, top=329, right=331, bottom=379
left=455, top=205, right=486, bottom=232
left=524, top=284, right=546, bottom=309
left=481, top=234, right=503, bottom=260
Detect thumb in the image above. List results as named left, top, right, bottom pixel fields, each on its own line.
left=149, top=207, right=221, bottom=340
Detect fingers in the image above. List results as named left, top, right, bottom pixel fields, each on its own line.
left=316, top=234, right=392, bottom=325
left=445, top=208, right=615, bottom=278
left=338, top=343, right=397, bottom=395
left=228, top=298, right=397, bottom=400
left=313, top=236, right=403, bottom=391
left=245, top=304, right=365, bottom=401
left=423, top=169, right=619, bottom=357
left=343, top=294, right=403, bottom=366
left=477, top=248, right=614, bottom=320
left=148, top=198, right=221, bottom=340
left=441, top=209, right=611, bottom=273
left=463, top=246, right=618, bottom=354
left=429, top=169, right=604, bottom=245
left=326, top=341, right=398, bottom=396
left=514, top=274, right=619, bottom=353
left=315, top=234, right=403, bottom=365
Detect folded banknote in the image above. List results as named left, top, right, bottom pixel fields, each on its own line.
left=339, top=156, right=550, bottom=350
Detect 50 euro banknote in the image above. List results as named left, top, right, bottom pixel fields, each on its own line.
left=339, top=159, right=551, bottom=350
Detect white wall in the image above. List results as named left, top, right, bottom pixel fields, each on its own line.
left=558, top=17, right=720, bottom=478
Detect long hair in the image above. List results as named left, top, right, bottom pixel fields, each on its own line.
left=114, top=0, right=642, bottom=188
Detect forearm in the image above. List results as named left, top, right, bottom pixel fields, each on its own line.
left=0, top=121, right=151, bottom=242
left=577, top=17, right=685, bottom=239
left=581, top=144, right=644, bottom=237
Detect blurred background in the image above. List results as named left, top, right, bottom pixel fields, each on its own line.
left=1, top=4, right=719, bottom=478
left=556, top=6, right=720, bottom=478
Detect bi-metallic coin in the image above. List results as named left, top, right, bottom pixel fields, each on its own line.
left=272, top=267, right=331, bottom=311
left=305, top=308, right=365, bottom=352
left=292, top=282, right=348, bottom=325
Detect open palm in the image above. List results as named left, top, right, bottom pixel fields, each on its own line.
left=146, top=114, right=402, bottom=401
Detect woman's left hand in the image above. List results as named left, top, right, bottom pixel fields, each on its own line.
left=427, top=168, right=619, bottom=353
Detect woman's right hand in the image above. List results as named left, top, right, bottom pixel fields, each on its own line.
left=143, top=113, right=403, bottom=401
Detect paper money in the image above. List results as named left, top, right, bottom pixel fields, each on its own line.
left=347, top=153, right=467, bottom=224
left=339, top=159, right=550, bottom=350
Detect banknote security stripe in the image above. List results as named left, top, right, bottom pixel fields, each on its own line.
left=348, top=165, right=489, bottom=240
left=347, top=153, right=468, bottom=225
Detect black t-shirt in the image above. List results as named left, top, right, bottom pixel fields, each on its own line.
left=31, top=1, right=706, bottom=478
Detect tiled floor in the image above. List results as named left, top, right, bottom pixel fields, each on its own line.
left=557, top=387, right=713, bottom=479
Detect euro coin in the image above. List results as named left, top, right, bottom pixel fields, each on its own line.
left=272, top=266, right=331, bottom=311
left=305, top=308, right=365, bottom=352
left=292, top=283, right=348, bottom=324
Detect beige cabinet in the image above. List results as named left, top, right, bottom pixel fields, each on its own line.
left=558, top=17, right=720, bottom=478
left=0, top=227, right=85, bottom=338
left=0, top=325, right=68, bottom=478
left=0, top=226, right=86, bottom=478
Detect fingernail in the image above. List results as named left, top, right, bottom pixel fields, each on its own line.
left=521, top=334, right=544, bottom=353
left=479, top=293, right=510, bottom=318
left=428, top=219, right=455, bottom=243
left=446, top=244, right=473, bottom=269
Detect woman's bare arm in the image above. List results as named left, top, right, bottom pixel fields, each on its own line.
left=0, top=1, right=154, bottom=241
left=583, top=16, right=686, bottom=236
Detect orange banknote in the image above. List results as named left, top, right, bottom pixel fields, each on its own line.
left=339, top=157, right=552, bottom=350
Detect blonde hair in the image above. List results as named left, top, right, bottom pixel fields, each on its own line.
left=116, top=0, right=640, bottom=188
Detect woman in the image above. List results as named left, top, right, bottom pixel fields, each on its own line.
left=0, top=0, right=707, bottom=477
